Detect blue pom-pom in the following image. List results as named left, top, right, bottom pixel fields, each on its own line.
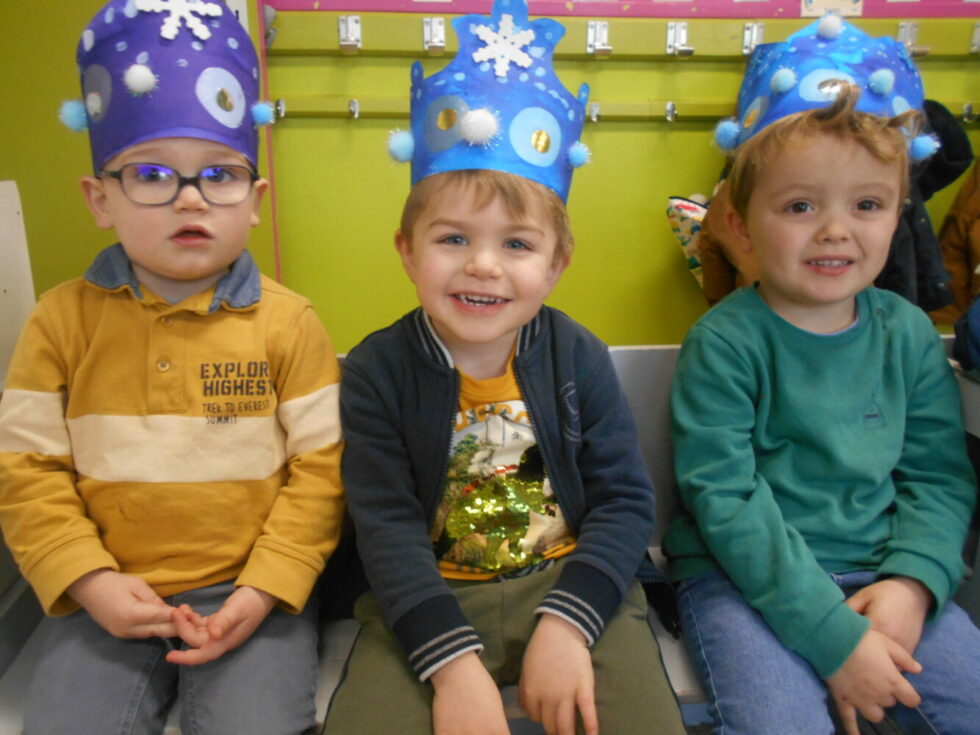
left=388, top=130, right=414, bottom=163
left=868, top=69, right=895, bottom=96
left=252, top=101, right=275, bottom=126
left=909, top=134, right=939, bottom=162
left=714, top=119, right=740, bottom=151
left=770, top=68, right=797, bottom=94
left=59, top=100, right=88, bottom=131
left=568, top=141, right=591, bottom=168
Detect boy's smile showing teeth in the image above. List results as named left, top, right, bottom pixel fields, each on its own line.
left=454, top=293, right=509, bottom=307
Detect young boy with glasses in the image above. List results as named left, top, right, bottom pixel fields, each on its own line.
left=0, top=3, right=343, bottom=733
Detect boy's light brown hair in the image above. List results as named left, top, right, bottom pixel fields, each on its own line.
left=727, top=83, right=920, bottom=219
left=399, top=169, right=574, bottom=264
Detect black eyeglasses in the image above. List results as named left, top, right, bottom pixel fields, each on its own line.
left=97, top=163, right=259, bottom=206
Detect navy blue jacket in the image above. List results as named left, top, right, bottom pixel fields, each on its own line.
left=340, top=307, right=657, bottom=679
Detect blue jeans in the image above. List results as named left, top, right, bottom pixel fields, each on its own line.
left=22, top=581, right=318, bottom=735
left=676, top=570, right=980, bottom=735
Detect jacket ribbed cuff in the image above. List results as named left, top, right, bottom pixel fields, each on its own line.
left=393, top=594, right=484, bottom=681
left=535, top=561, right=620, bottom=646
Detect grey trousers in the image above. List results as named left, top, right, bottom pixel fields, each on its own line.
left=23, top=580, right=318, bottom=735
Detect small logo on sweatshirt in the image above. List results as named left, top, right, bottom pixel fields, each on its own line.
left=863, top=399, right=885, bottom=429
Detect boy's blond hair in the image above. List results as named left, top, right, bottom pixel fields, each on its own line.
left=727, top=83, right=919, bottom=218
left=400, top=169, right=574, bottom=264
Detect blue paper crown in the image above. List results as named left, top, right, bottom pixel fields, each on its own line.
left=388, top=0, right=590, bottom=202
left=714, top=15, right=936, bottom=160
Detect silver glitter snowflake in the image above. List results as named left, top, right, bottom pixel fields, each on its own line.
left=135, top=0, right=223, bottom=41
left=472, top=14, right=535, bottom=78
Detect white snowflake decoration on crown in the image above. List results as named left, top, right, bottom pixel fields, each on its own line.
left=472, top=14, right=534, bottom=78
left=135, top=0, right=223, bottom=41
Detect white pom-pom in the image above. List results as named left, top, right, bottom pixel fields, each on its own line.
left=770, top=68, right=797, bottom=94
left=460, top=108, right=499, bottom=145
left=817, top=14, right=843, bottom=40
left=868, top=69, right=895, bottom=96
left=387, top=129, right=414, bottom=163
left=124, top=63, right=157, bottom=95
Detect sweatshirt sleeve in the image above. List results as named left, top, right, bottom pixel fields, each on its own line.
left=236, top=305, right=346, bottom=613
left=340, top=354, right=483, bottom=681
left=670, top=326, right=869, bottom=678
left=0, top=300, right=119, bottom=615
left=877, top=328, right=976, bottom=610
left=535, top=344, right=655, bottom=646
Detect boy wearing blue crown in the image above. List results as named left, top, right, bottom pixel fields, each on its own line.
left=666, top=16, right=980, bottom=735
left=325, top=2, right=684, bottom=734
left=0, top=2, right=344, bottom=733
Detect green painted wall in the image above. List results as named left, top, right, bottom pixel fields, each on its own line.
left=3, top=3, right=978, bottom=353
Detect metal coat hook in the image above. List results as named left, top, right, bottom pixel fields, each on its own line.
left=665, top=101, right=678, bottom=123
left=274, top=99, right=287, bottom=122
left=965, top=103, right=976, bottom=124
left=349, top=99, right=360, bottom=119
left=589, top=102, right=600, bottom=123
left=339, top=15, right=362, bottom=54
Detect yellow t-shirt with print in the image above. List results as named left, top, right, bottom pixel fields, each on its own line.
left=430, top=362, right=575, bottom=580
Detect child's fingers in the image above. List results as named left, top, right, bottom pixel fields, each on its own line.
left=518, top=688, right=540, bottom=724
left=887, top=637, right=922, bottom=674
left=129, top=621, right=179, bottom=638
left=857, top=703, right=886, bottom=725
left=892, top=675, right=922, bottom=709
left=576, top=689, right=599, bottom=735
left=177, top=604, right=208, bottom=628
left=171, top=608, right=210, bottom=647
left=207, top=609, right=234, bottom=641
left=837, top=703, right=860, bottom=735
left=551, top=700, right=576, bottom=735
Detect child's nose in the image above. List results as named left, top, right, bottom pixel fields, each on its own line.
left=817, top=212, right=850, bottom=242
left=464, top=247, right=502, bottom=278
left=172, top=182, right=210, bottom=212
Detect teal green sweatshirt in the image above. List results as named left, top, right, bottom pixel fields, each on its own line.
left=665, top=286, right=977, bottom=678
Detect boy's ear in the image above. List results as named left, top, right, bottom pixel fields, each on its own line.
left=726, top=208, right=753, bottom=255
left=250, top=178, right=270, bottom=227
left=80, top=176, right=115, bottom=230
left=547, top=253, right=570, bottom=287
left=394, top=229, right=417, bottom=283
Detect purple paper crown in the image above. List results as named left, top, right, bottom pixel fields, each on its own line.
left=61, top=0, right=273, bottom=170
left=387, top=0, right=590, bottom=202
left=714, top=15, right=937, bottom=161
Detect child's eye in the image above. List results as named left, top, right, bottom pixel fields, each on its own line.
left=440, top=234, right=467, bottom=246
left=131, top=164, right=175, bottom=184
left=200, top=166, right=237, bottom=184
left=786, top=201, right=813, bottom=214
left=504, top=239, right=530, bottom=251
left=856, top=199, right=881, bottom=211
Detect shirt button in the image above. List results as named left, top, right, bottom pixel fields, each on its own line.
left=156, top=359, right=171, bottom=372
left=161, top=316, right=174, bottom=327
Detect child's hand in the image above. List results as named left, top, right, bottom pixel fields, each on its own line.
left=166, top=585, right=277, bottom=666
left=825, top=628, right=922, bottom=735
left=430, top=651, right=509, bottom=735
left=67, top=568, right=178, bottom=639
left=519, top=614, right=598, bottom=735
left=845, top=577, right=932, bottom=654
